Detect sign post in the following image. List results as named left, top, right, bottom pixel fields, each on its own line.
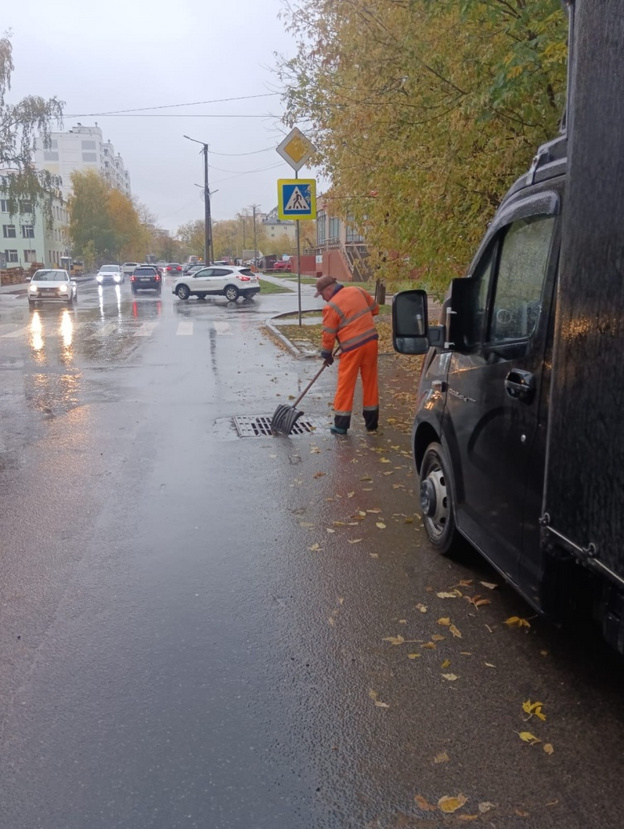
left=276, top=128, right=316, bottom=325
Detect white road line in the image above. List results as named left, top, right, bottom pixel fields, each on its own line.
left=0, top=326, right=30, bottom=339
left=176, top=321, right=194, bottom=336
left=90, top=321, right=119, bottom=338
left=134, top=321, right=159, bottom=337
left=213, top=321, right=233, bottom=335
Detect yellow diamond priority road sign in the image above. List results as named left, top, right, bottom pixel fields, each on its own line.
left=276, top=128, right=316, bottom=172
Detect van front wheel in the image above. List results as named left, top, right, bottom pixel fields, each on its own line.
left=419, top=442, right=459, bottom=556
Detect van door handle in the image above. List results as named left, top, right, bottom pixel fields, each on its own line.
left=504, top=369, right=535, bottom=401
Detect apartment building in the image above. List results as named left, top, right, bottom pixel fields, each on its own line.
left=262, top=207, right=296, bottom=244
left=0, top=176, right=69, bottom=269
left=34, top=123, right=131, bottom=201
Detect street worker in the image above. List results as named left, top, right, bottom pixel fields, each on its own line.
left=315, top=275, right=380, bottom=435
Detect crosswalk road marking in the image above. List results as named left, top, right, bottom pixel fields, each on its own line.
left=135, top=321, right=159, bottom=337
left=1, top=317, right=239, bottom=340
left=176, top=321, right=193, bottom=336
left=0, top=325, right=29, bottom=339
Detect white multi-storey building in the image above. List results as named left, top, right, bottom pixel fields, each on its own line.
left=34, top=123, right=131, bottom=201
left=0, top=174, right=69, bottom=269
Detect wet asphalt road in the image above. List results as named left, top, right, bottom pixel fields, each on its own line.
left=0, top=276, right=623, bottom=829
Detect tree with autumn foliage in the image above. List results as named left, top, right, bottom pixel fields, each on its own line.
left=277, top=0, right=567, bottom=295
left=68, top=169, right=149, bottom=263
left=0, top=33, right=64, bottom=220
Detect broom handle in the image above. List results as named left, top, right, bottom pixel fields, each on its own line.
left=292, top=347, right=340, bottom=408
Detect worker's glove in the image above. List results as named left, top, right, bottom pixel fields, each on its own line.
left=320, top=350, right=334, bottom=367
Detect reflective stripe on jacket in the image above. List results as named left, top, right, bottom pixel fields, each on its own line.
left=321, top=285, right=379, bottom=353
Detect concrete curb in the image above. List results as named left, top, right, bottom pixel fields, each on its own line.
left=265, top=321, right=313, bottom=358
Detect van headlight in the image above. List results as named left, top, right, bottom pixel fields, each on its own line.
left=29, top=285, right=37, bottom=293
left=59, top=284, right=68, bottom=293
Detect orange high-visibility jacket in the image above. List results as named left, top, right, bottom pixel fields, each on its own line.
left=321, top=285, right=379, bottom=353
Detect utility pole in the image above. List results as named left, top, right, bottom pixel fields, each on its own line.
left=252, top=205, right=259, bottom=266
left=183, top=135, right=214, bottom=264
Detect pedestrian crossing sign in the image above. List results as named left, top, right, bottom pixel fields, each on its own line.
left=278, top=179, right=316, bottom=220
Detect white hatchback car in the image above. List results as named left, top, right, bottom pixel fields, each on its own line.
left=28, top=269, right=77, bottom=306
left=172, top=266, right=260, bottom=302
left=96, top=264, right=124, bottom=285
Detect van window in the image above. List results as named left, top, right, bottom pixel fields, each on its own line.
left=490, top=215, right=555, bottom=343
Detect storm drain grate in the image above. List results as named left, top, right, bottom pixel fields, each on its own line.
left=233, top=415, right=327, bottom=437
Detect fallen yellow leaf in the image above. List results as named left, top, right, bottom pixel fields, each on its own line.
left=433, top=752, right=449, bottom=764
left=382, top=635, right=405, bottom=646
left=504, top=616, right=531, bottom=628
left=376, top=522, right=387, bottom=529
left=478, top=802, right=496, bottom=813
left=437, top=591, right=459, bottom=599
left=543, top=743, right=554, bottom=755
left=347, top=491, right=355, bottom=498
left=308, top=543, right=322, bottom=552
left=437, top=617, right=451, bottom=626
left=416, top=603, right=428, bottom=613
left=457, top=816, right=479, bottom=822
left=347, top=538, right=363, bottom=544
left=407, top=653, right=422, bottom=659
left=368, top=689, right=390, bottom=708
left=414, top=795, right=436, bottom=811
left=480, top=581, right=498, bottom=590
left=404, top=517, right=414, bottom=524
left=432, top=633, right=445, bottom=642
left=449, top=624, right=462, bottom=638
left=438, top=794, right=467, bottom=813
left=442, top=673, right=459, bottom=681
left=441, top=659, right=451, bottom=669
left=422, top=642, right=436, bottom=650
left=522, top=700, right=546, bottom=721
left=517, top=731, right=541, bottom=746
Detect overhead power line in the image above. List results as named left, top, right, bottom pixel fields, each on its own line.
left=64, top=92, right=279, bottom=118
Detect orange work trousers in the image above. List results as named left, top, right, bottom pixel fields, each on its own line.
left=334, top=339, right=379, bottom=424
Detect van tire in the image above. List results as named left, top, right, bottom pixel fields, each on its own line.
left=419, top=442, right=459, bottom=556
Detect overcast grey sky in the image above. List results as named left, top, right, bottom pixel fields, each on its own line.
left=7, top=0, right=320, bottom=233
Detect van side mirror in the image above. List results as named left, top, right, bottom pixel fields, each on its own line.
left=392, top=290, right=434, bottom=354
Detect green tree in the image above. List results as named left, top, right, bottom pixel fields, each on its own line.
left=0, top=32, right=64, bottom=219
left=278, top=0, right=567, bottom=295
left=177, top=219, right=205, bottom=260
left=68, top=170, right=115, bottom=260
left=108, top=188, right=146, bottom=261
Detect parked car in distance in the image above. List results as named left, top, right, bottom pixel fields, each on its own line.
left=97, top=264, right=124, bottom=285
left=273, top=260, right=292, bottom=272
left=122, top=262, right=140, bottom=277
left=166, top=263, right=182, bottom=274
left=172, top=266, right=260, bottom=302
left=28, top=269, right=77, bottom=306
left=182, top=261, right=205, bottom=274
left=130, top=266, right=162, bottom=295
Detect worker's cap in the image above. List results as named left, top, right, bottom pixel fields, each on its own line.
left=314, top=275, right=337, bottom=297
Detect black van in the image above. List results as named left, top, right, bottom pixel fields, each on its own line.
left=393, top=135, right=565, bottom=609
left=391, top=0, right=624, bottom=655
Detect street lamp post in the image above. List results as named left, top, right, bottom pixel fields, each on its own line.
left=183, top=135, right=213, bottom=264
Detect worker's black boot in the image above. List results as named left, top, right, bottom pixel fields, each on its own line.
left=364, top=408, right=379, bottom=433
left=330, top=415, right=350, bottom=435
